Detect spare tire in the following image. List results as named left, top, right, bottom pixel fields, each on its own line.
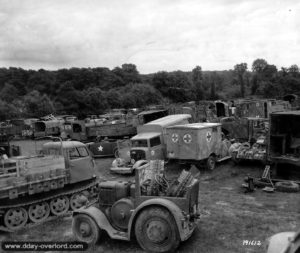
left=275, top=181, right=300, bottom=193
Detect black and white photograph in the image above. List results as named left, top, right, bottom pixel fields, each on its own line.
left=0, top=0, right=300, bottom=252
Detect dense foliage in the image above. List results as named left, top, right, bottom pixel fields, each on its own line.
left=0, top=60, right=299, bottom=120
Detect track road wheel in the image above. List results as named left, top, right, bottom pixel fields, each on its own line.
left=28, top=202, right=50, bottom=223
left=72, top=214, right=101, bottom=245
left=206, top=155, right=216, bottom=171
left=50, top=196, right=70, bottom=215
left=4, top=207, right=28, bottom=230
left=135, top=207, right=180, bottom=253
left=70, top=193, right=86, bottom=211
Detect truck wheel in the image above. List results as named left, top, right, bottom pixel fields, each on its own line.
left=113, top=148, right=119, bottom=158
left=275, top=182, right=300, bottom=193
left=231, top=152, right=241, bottom=165
left=72, top=214, right=101, bottom=245
left=135, top=207, right=180, bottom=253
left=206, top=155, right=216, bottom=170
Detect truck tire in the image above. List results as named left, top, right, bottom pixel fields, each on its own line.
left=72, top=214, right=101, bottom=245
left=231, top=152, right=241, bottom=165
left=206, top=155, right=216, bottom=170
left=135, top=207, right=180, bottom=253
left=275, top=182, right=300, bottom=193
left=113, top=148, right=119, bottom=158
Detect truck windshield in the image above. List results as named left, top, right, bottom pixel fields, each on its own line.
left=132, top=139, right=148, bottom=147
left=68, top=147, right=89, bottom=160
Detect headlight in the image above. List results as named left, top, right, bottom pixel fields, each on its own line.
left=112, top=158, right=125, bottom=167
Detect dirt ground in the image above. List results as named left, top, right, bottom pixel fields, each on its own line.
left=1, top=158, right=300, bottom=253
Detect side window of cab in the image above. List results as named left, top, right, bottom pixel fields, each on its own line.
left=150, top=137, right=161, bottom=147
left=77, top=147, right=89, bottom=157
left=68, top=148, right=80, bottom=160
left=68, top=146, right=89, bottom=160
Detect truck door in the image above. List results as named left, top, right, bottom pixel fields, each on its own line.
left=66, top=145, right=95, bottom=184
left=149, top=136, right=164, bottom=160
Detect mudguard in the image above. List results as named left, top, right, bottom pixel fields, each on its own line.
left=127, top=198, right=197, bottom=241
left=73, top=206, right=129, bottom=241
left=132, top=160, right=148, bottom=170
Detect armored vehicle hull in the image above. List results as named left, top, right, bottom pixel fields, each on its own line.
left=0, top=141, right=97, bottom=231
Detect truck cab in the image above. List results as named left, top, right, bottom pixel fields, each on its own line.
left=42, top=141, right=96, bottom=184
left=130, top=132, right=164, bottom=162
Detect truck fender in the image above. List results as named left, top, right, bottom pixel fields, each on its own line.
left=132, top=160, right=148, bottom=170
left=209, top=152, right=216, bottom=157
left=127, top=198, right=188, bottom=241
left=73, top=206, right=129, bottom=241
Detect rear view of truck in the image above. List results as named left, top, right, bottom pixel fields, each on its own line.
left=166, top=123, right=231, bottom=170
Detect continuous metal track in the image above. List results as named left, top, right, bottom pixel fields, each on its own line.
left=0, top=180, right=98, bottom=232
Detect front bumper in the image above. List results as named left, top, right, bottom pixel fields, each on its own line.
left=110, top=165, right=134, bottom=174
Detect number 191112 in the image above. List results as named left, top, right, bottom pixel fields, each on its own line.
left=242, top=240, right=262, bottom=246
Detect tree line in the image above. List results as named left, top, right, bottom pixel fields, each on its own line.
left=0, top=60, right=299, bottom=120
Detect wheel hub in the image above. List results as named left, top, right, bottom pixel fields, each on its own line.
left=146, top=221, right=167, bottom=243
left=50, top=197, right=69, bottom=215
left=5, top=208, right=28, bottom=230
left=79, top=222, right=91, bottom=236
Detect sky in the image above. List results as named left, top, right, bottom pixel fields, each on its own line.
left=0, top=0, right=299, bottom=73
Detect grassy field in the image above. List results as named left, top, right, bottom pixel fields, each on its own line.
left=1, top=158, right=299, bottom=253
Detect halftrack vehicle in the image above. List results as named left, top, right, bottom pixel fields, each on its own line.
left=0, top=140, right=97, bottom=231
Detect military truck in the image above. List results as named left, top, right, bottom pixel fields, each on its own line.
left=166, top=123, right=231, bottom=170
left=72, top=160, right=200, bottom=253
left=33, top=119, right=63, bottom=138
left=234, top=99, right=290, bottom=118
left=0, top=140, right=97, bottom=231
left=268, top=111, right=300, bottom=177
left=110, top=114, right=192, bottom=174
left=221, top=117, right=268, bottom=143
left=60, top=120, right=87, bottom=141
left=111, top=116, right=231, bottom=173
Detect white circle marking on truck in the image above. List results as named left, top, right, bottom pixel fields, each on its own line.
left=171, top=133, right=179, bottom=143
left=183, top=134, right=192, bottom=144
